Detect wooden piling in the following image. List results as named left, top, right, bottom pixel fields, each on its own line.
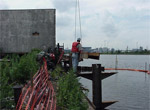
left=13, top=85, right=22, bottom=106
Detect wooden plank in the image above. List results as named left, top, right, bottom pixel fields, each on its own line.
left=81, top=52, right=100, bottom=60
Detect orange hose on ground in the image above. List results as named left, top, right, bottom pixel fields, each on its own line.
left=16, top=57, right=56, bottom=110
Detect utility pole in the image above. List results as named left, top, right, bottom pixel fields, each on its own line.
left=126, top=46, right=128, bottom=53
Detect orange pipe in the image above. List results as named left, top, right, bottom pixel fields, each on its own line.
left=17, top=57, right=56, bottom=110
left=105, top=68, right=150, bottom=74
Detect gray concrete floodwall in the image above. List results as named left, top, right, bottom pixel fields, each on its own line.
left=0, top=9, right=55, bottom=53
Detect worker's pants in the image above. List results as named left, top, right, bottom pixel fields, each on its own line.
left=72, top=53, right=79, bottom=73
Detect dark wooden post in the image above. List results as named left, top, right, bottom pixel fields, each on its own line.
left=64, top=61, right=67, bottom=71
left=13, top=85, right=22, bottom=106
left=69, top=53, right=72, bottom=68
left=92, top=64, right=103, bottom=110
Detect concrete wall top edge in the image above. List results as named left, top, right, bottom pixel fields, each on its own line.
left=0, top=9, right=56, bottom=11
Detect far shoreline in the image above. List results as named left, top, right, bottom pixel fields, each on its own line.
left=100, top=53, right=150, bottom=55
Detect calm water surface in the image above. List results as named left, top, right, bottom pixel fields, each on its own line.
left=79, top=55, right=150, bottom=110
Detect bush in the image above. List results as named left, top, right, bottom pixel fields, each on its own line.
left=50, top=65, right=65, bottom=80
left=13, top=51, right=39, bottom=84
left=0, top=58, right=14, bottom=109
left=0, top=50, right=40, bottom=109
left=57, top=70, right=88, bottom=110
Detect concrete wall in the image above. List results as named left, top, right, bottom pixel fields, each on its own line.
left=0, top=9, right=55, bottom=53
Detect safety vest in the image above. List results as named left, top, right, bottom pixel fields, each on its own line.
left=71, top=42, right=80, bottom=52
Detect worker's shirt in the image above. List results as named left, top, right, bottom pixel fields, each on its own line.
left=76, top=43, right=82, bottom=52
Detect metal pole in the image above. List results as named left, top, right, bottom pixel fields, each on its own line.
left=92, top=64, right=102, bottom=110
left=145, top=62, right=147, bottom=72
left=115, top=55, right=118, bottom=69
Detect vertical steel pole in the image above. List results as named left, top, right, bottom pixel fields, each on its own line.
left=145, top=62, right=147, bottom=72
left=92, top=64, right=102, bottom=110
left=115, top=55, right=118, bottom=69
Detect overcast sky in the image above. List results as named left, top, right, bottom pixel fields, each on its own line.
left=0, top=0, right=149, bottom=50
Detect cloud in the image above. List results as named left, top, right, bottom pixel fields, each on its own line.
left=0, top=0, right=9, bottom=9
left=52, top=0, right=75, bottom=12
left=3, top=0, right=53, bottom=9
left=56, top=14, right=74, bottom=27
left=34, top=0, right=53, bottom=9
left=100, top=11, right=118, bottom=38
left=0, top=0, right=149, bottom=49
left=102, top=23, right=118, bottom=38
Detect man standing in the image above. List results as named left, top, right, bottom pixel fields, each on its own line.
left=71, top=38, right=82, bottom=73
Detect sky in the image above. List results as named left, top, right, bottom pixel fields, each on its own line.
left=0, top=0, right=150, bottom=50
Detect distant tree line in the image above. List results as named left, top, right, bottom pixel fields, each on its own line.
left=102, top=49, right=150, bottom=55
left=64, top=49, right=150, bottom=55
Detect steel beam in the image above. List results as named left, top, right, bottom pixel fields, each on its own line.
left=78, top=72, right=117, bottom=80
left=77, top=66, right=92, bottom=72
left=77, top=65, right=118, bottom=109
left=101, top=72, right=117, bottom=79
left=102, top=101, right=118, bottom=108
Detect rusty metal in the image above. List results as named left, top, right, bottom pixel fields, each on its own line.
left=77, top=65, right=117, bottom=109
left=77, top=66, right=92, bottom=72
left=78, top=72, right=117, bottom=80
left=77, top=72, right=93, bottom=80
left=77, top=66, right=117, bottom=80
left=92, top=64, right=102, bottom=110
left=102, top=101, right=118, bottom=108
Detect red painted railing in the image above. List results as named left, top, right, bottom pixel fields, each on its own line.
left=16, top=58, right=56, bottom=110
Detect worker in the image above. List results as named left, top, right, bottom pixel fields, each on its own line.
left=71, top=38, right=82, bottom=73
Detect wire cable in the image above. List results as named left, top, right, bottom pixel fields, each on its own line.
left=75, top=0, right=82, bottom=42
left=75, top=0, right=77, bottom=41
left=78, top=0, right=82, bottom=41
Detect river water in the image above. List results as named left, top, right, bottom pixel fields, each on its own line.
left=79, top=55, right=150, bottom=110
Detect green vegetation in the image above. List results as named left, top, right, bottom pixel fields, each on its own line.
left=1, top=49, right=88, bottom=109
left=0, top=49, right=40, bottom=109
left=0, top=58, right=15, bottom=108
left=57, top=74, right=88, bottom=109
left=53, top=67, right=88, bottom=110
left=12, top=50, right=40, bottom=84
left=51, top=65, right=65, bottom=80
